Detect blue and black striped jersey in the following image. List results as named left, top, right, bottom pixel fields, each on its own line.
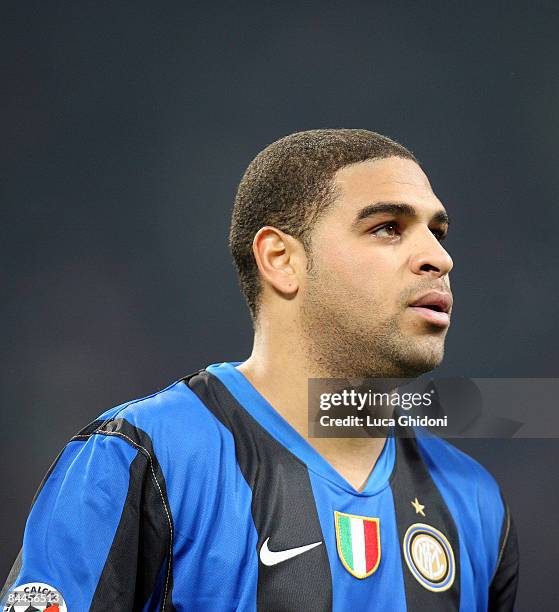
left=1, top=361, right=518, bottom=611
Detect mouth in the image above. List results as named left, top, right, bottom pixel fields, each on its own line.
left=408, top=291, right=452, bottom=328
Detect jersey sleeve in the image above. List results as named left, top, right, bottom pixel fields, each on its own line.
left=488, top=504, right=520, bottom=611
left=1, top=417, right=174, bottom=611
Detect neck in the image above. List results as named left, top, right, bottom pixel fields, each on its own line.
left=236, top=320, right=390, bottom=492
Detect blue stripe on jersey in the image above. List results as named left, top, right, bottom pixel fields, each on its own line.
left=206, top=361, right=396, bottom=495
left=416, top=435, right=505, bottom=612
left=13, top=434, right=138, bottom=610
left=309, top=471, right=407, bottom=612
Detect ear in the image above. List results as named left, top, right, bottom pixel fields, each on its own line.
left=252, top=226, right=305, bottom=297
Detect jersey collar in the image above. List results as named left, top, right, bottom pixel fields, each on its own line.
left=204, top=361, right=395, bottom=496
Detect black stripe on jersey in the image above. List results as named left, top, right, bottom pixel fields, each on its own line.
left=488, top=502, right=519, bottom=611
left=184, top=370, right=333, bottom=612
left=89, top=417, right=176, bottom=612
left=1, top=418, right=106, bottom=599
left=390, top=430, right=461, bottom=611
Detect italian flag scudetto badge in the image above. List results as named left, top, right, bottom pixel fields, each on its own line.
left=334, top=511, right=381, bottom=579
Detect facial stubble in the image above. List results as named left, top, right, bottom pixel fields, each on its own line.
left=298, top=260, right=446, bottom=379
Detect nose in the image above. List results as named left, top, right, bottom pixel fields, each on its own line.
left=409, top=229, right=454, bottom=278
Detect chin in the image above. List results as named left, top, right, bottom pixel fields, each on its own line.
left=396, top=344, right=445, bottom=377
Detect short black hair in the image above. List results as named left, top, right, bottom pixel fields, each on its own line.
left=229, top=128, right=417, bottom=322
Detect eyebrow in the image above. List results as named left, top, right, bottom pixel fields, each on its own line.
left=351, top=201, right=450, bottom=230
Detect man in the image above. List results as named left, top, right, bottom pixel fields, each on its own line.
left=2, top=129, right=518, bottom=611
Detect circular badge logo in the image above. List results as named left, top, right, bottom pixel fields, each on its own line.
left=2, top=582, right=67, bottom=612
left=403, top=523, right=455, bottom=592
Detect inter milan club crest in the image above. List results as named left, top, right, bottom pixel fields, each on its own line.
left=334, top=511, right=381, bottom=579
left=403, top=523, right=455, bottom=592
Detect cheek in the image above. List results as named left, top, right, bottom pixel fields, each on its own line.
left=322, top=246, right=395, bottom=298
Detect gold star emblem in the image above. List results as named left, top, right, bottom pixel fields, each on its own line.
left=411, top=497, right=425, bottom=516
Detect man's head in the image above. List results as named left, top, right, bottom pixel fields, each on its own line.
left=229, top=129, right=453, bottom=377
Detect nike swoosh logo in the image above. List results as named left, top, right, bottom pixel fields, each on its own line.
left=259, top=537, right=323, bottom=566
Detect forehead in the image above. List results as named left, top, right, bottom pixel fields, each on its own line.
left=328, top=156, right=444, bottom=220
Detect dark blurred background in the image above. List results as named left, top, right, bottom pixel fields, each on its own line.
left=2, top=1, right=558, bottom=608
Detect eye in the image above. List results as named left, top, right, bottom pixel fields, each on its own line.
left=431, top=228, right=448, bottom=243
left=370, top=222, right=399, bottom=238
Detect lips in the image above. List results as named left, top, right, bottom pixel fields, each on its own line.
left=408, top=291, right=452, bottom=327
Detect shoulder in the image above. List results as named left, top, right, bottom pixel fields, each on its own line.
left=69, top=375, right=231, bottom=482
left=415, top=433, right=503, bottom=506
left=93, top=376, right=225, bottom=446
left=53, top=375, right=237, bottom=521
